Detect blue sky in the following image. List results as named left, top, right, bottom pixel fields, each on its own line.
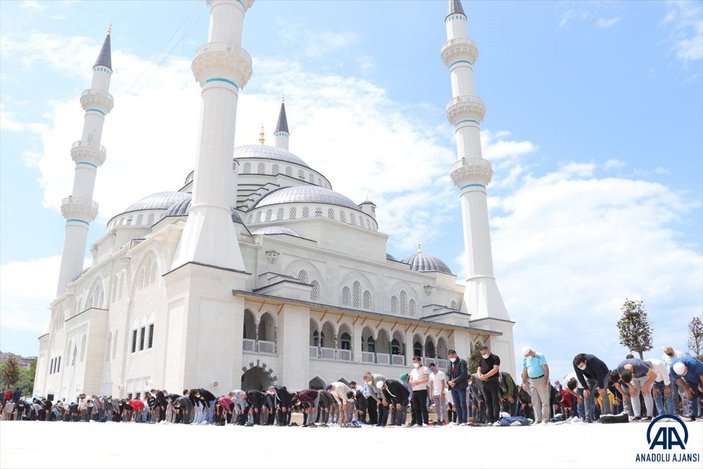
left=1, top=0, right=701, bottom=381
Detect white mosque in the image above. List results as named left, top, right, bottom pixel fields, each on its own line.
left=34, top=0, right=515, bottom=399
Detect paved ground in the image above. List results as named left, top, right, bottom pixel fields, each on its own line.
left=1, top=419, right=702, bottom=469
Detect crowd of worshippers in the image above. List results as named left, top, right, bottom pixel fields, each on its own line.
left=1, top=344, right=701, bottom=426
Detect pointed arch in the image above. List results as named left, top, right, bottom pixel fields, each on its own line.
left=309, top=318, right=320, bottom=346
left=437, top=337, right=448, bottom=359
left=391, top=295, right=398, bottom=314
left=321, top=321, right=335, bottom=348
left=425, top=336, right=436, bottom=358
left=400, top=290, right=408, bottom=315
left=258, top=312, right=275, bottom=342
left=363, top=290, right=372, bottom=310
left=352, top=281, right=361, bottom=308
left=409, top=298, right=416, bottom=316
left=376, top=329, right=391, bottom=354
left=243, top=309, right=256, bottom=340
left=413, top=333, right=423, bottom=357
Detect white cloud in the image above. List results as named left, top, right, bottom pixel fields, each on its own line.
left=0, top=256, right=60, bottom=334
left=276, top=21, right=359, bottom=59
left=0, top=104, right=26, bottom=132
left=603, top=159, right=626, bottom=170
left=458, top=162, right=702, bottom=376
left=19, top=0, right=47, bottom=12
left=593, top=17, right=621, bottom=28
left=663, top=1, right=703, bottom=63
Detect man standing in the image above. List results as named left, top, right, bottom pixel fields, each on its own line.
left=428, top=363, right=447, bottom=425
left=446, top=349, right=468, bottom=425
left=409, top=356, right=430, bottom=426
left=670, top=357, right=703, bottom=421
left=573, top=353, right=612, bottom=418
left=616, top=357, right=657, bottom=420
left=521, top=347, right=551, bottom=424
left=477, top=345, right=501, bottom=424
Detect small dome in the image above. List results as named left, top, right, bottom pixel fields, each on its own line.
left=401, top=244, right=453, bottom=275
left=234, top=144, right=309, bottom=168
left=162, top=194, right=243, bottom=224
left=251, top=226, right=302, bottom=237
left=254, top=186, right=359, bottom=210
left=123, top=191, right=190, bottom=212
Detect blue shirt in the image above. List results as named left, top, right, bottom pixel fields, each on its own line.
left=523, top=353, right=548, bottom=378
left=670, top=357, right=703, bottom=385
left=617, top=358, right=652, bottom=378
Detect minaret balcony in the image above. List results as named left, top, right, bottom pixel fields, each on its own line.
left=61, top=196, right=98, bottom=223
left=71, top=141, right=106, bottom=167
left=80, top=89, right=113, bottom=114
left=192, top=42, right=252, bottom=90
left=206, top=0, right=255, bottom=12
left=441, top=38, right=478, bottom=69
left=450, top=158, right=493, bottom=187
left=446, top=95, right=485, bottom=126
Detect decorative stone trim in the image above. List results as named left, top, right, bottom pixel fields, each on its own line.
left=441, top=38, right=478, bottom=68
left=446, top=95, right=485, bottom=125
left=192, top=43, right=252, bottom=89
left=80, top=89, right=114, bottom=113
left=71, top=140, right=107, bottom=167
left=61, top=196, right=99, bottom=222
left=450, top=158, right=493, bottom=187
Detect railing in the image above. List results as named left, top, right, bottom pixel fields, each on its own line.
left=362, top=351, right=375, bottom=363
left=376, top=353, right=390, bottom=365
left=309, top=346, right=318, bottom=358
left=319, top=347, right=336, bottom=360
left=337, top=349, right=353, bottom=362
left=242, top=338, right=277, bottom=355
left=391, top=355, right=406, bottom=366
left=309, top=346, right=353, bottom=362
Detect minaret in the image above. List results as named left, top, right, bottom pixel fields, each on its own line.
left=172, top=0, right=254, bottom=270
left=442, top=0, right=509, bottom=321
left=56, top=27, right=114, bottom=295
left=273, top=97, right=289, bottom=151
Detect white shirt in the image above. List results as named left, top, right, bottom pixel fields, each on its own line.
left=410, top=365, right=430, bottom=391
left=646, top=358, right=670, bottom=385
left=329, top=382, right=352, bottom=405
left=430, top=370, right=446, bottom=395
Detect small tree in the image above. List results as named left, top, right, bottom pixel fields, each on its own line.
left=617, top=298, right=653, bottom=359
left=688, top=316, right=703, bottom=357
left=467, top=342, right=483, bottom=374
left=17, top=358, right=37, bottom=397
left=0, top=357, right=21, bottom=389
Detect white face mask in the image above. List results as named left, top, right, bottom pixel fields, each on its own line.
left=577, top=364, right=587, bottom=371
left=481, top=353, right=489, bottom=359
left=413, top=362, right=420, bottom=368
left=449, top=357, right=456, bottom=363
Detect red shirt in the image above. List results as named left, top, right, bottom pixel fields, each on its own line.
left=129, top=399, right=145, bottom=411
left=559, top=389, right=573, bottom=407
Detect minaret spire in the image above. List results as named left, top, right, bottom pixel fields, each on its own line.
left=274, top=96, right=290, bottom=151
left=56, top=29, right=114, bottom=294
left=259, top=123, right=265, bottom=144
left=442, top=0, right=509, bottom=322
left=171, top=0, right=254, bottom=271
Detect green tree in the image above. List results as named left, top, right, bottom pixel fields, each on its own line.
left=688, top=316, right=703, bottom=357
left=617, top=298, right=653, bottom=359
left=1, top=357, right=21, bottom=389
left=467, top=342, right=483, bottom=374
left=16, top=358, right=37, bottom=396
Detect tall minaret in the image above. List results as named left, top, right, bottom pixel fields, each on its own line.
left=56, top=27, right=113, bottom=295
left=273, top=97, right=289, bottom=151
left=172, top=0, right=254, bottom=270
left=443, top=0, right=509, bottom=321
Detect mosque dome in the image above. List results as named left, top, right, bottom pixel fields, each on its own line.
left=250, top=226, right=302, bottom=237
left=401, top=244, right=453, bottom=275
left=234, top=144, right=309, bottom=168
left=123, top=191, right=191, bottom=213
left=162, top=194, right=243, bottom=224
left=253, top=186, right=359, bottom=211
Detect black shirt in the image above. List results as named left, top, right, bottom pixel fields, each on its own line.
left=479, top=353, right=501, bottom=379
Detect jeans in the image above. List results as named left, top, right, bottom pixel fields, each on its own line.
left=207, top=400, right=216, bottom=423
left=450, top=388, right=467, bottom=424
left=432, top=395, right=446, bottom=423
left=583, top=378, right=611, bottom=419
left=653, top=381, right=674, bottom=416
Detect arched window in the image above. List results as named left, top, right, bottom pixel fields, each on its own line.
left=276, top=208, right=284, bottom=220
left=400, top=290, right=408, bottom=315
left=409, top=299, right=416, bottom=316
left=352, top=281, right=361, bottom=308
left=340, top=211, right=346, bottom=223
left=243, top=162, right=251, bottom=173
left=311, top=280, right=320, bottom=301
left=290, top=207, right=297, bottom=219
left=298, top=169, right=305, bottom=180
left=313, top=330, right=320, bottom=347
left=298, top=270, right=308, bottom=284
left=265, top=209, right=272, bottom=221
left=450, top=300, right=457, bottom=309
left=327, top=208, right=335, bottom=219
left=413, top=341, right=423, bottom=357
left=391, top=338, right=401, bottom=355
left=257, top=212, right=263, bottom=222
left=257, top=162, right=265, bottom=174
left=302, top=207, right=310, bottom=218
left=350, top=213, right=356, bottom=225
left=272, top=164, right=279, bottom=175
left=391, top=296, right=398, bottom=313
left=367, top=336, right=375, bottom=353
left=340, top=332, right=351, bottom=350
left=147, top=213, right=154, bottom=226
left=363, top=290, right=372, bottom=309
left=341, top=287, right=351, bottom=306
left=285, top=167, right=292, bottom=176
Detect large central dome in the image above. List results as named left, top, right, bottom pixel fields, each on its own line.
left=234, top=144, right=309, bottom=168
